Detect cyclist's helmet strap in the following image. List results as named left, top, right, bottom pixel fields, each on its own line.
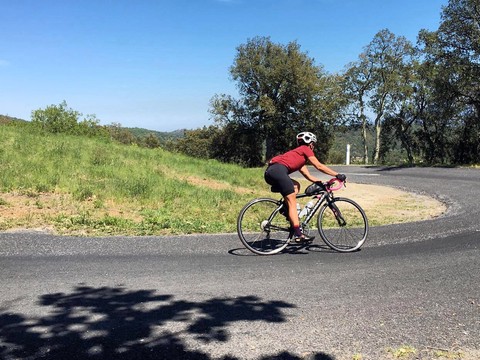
left=297, top=131, right=317, bottom=145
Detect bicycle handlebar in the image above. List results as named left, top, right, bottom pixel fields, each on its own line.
left=318, top=178, right=345, bottom=192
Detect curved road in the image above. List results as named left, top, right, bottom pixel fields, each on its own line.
left=0, top=167, right=479, bottom=359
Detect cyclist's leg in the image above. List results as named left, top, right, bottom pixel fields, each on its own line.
left=265, top=164, right=312, bottom=242
left=280, top=179, right=300, bottom=217
left=285, top=187, right=314, bottom=243
left=284, top=192, right=298, bottom=226
left=265, top=164, right=295, bottom=217
left=292, top=178, right=301, bottom=193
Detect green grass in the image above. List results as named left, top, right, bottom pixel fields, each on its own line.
left=0, top=123, right=447, bottom=236
left=0, top=123, right=267, bottom=235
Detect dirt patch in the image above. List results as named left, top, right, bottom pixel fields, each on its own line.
left=294, top=180, right=446, bottom=226
left=337, top=183, right=447, bottom=225
left=0, top=183, right=447, bottom=235
left=0, top=191, right=143, bottom=234
left=184, top=176, right=257, bottom=195
left=161, top=166, right=257, bottom=195
left=0, top=192, right=68, bottom=218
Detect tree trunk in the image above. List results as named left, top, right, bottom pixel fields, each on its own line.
left=400, top=128, right=414, bottom=165
left=372, top=94, right=387, bottom=164
left=362, top=122, right=369, bottom=165
left=360, top=98, right=369, bottom=165
left=373, top=115, right=382, bottom=164
left=265, top=136, right=276, bottom=163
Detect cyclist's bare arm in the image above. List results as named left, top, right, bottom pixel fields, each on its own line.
left=307, top=156, right=339, bottom=178
left=298, top=165, right=321, bottom=182
left=299, top=164, right=321, bottom=183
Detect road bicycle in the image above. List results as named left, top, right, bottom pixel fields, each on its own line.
left=237, top=178, right=368, bottom=255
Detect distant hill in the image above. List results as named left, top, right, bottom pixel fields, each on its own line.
left=0, top=114, right=28, bottom=124
left=0, top=114, right=184, bottom=140
left=126, top=127, right=184, bottom=142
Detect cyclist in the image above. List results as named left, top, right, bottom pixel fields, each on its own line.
left=264, top=131, right=346, bottom=242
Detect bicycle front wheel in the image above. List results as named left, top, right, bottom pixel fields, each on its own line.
left=237, top=198, right=291, bottom=255
left=317, top=197, right=368, bottom=252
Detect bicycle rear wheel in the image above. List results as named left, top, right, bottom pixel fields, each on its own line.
left=317, top=197, right=368, bottom=252
left=237, top=198, right=291, bottom=255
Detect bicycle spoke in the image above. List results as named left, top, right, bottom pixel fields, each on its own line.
left=318, top=198, right=368, bottom=252
left=237, top=198, right=291, bottom=255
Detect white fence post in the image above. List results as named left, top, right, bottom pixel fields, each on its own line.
left=346, top=144, right=351, bottom=165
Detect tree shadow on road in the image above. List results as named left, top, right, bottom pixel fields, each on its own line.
left=0, top=284, right=335, bottom=359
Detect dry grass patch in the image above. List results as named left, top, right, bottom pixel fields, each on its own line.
left=0, top=182, right=447, bottom=235
left=184, top=176, right=258, bottom=195
left=296, top=180, right=446, bottom=226
left=340, top=183, right=446, bottom=225
left=0, top=191, right=144, bottom=234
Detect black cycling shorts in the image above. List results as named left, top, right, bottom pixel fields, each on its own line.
left=264, top=163, right=295, bottom=196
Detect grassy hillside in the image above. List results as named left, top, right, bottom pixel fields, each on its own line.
left=0, top=120, right=447, bottom=236
left=0, top=123, right=269, bottom=235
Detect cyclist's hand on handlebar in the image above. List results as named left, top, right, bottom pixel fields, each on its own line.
left=336, top=173, right=347, bottom=182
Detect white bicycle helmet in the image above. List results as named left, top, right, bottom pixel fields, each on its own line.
left=296, top=131, right=317, bottom=145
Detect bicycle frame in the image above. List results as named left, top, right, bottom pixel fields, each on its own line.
left=296, top=192, right=325, bottom=227
left=278, top=186, right=346, bottom=232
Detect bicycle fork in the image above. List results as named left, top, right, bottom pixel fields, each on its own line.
left=327, top=200, right=347, bottom=226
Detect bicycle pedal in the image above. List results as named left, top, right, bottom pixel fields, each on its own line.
left=294, top=236, right=315, bottom=244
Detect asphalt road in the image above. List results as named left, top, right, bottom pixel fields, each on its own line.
left=0, top=167, right=479, bottom=360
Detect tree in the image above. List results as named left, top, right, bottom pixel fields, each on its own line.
left=380, top=54, right=428, bottom=165
left=173, top=126, right=220, bottom=159
left=418, top=0, right=480, bottom=164
left=365, top=30, right=415, bottom=164
left=408, top=57, right=458, bottom=164
left=343, top=56, right=375, bottom=164
left=32, top=101, right=81, bottom=134
left=31, top=101, right=106, bottom=138
left=210, top=122, right=264, bottom=167
left=343, top=30, right=415, bottom=164
left=143, top=133, right=161, bottom=149
left=210, top=36, right=344, bottom=164
left=107, top=123, right=138, bottom=145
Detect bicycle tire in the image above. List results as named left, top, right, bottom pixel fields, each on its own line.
left=237, top=198, right=291, bottom=255
left=317, top=197, right=368, bottom=252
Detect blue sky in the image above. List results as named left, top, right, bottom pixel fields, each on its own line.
left=1, top=0, right=447, bottom=132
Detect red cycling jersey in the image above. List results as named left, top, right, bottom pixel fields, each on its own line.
left=269, top=145, right=314, bottom=173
